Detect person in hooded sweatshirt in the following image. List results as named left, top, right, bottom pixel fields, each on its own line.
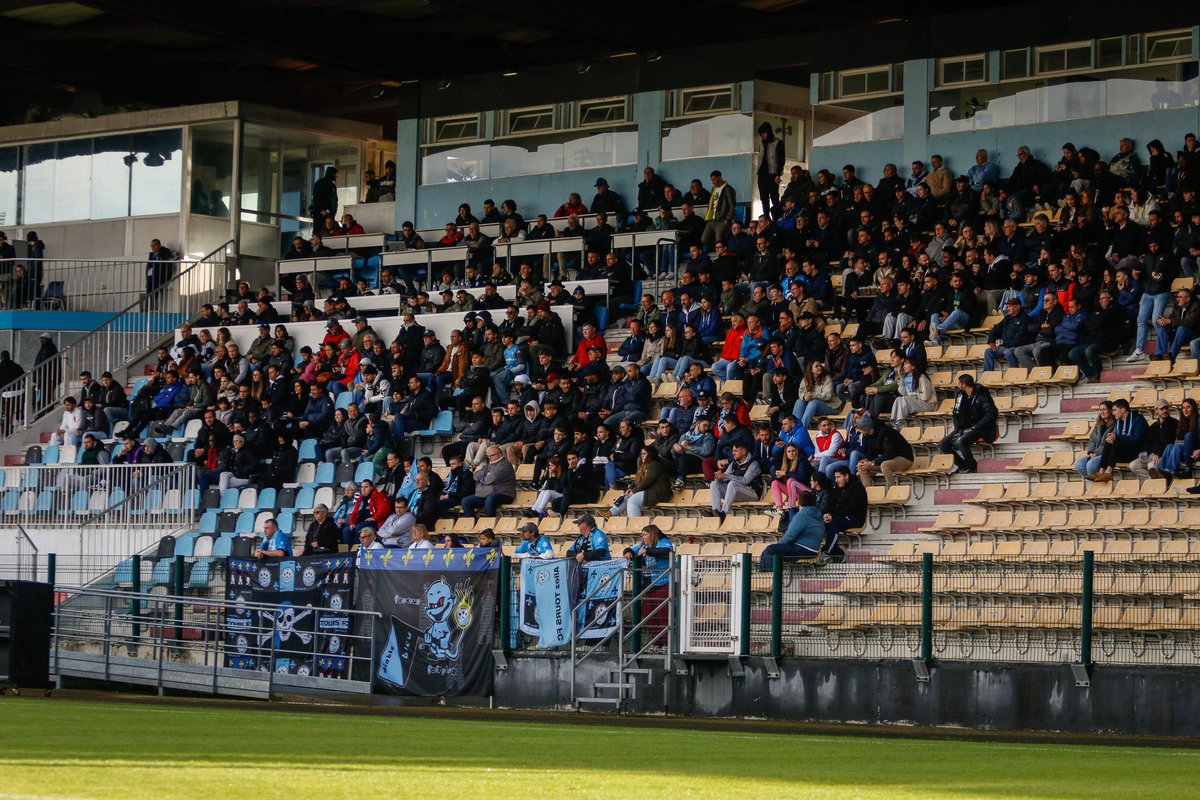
left=758, top=492, right=826, bottom=570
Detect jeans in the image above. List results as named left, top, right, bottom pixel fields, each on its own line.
left=1075, top=453, right=1103, bottom=478
left=491, top=368, right=515, bottom=404
left=1159, top=435, right=1196, bottom=475
left=604, top=462, right=628, bottom=488
left=793, top=397, right=837, bottom=427
left=982, top=345, right=1018, bottom=372
left=929, top=309, right=970, bottom=343
left=218, top=473, right=251, bottom=493
left=603, top=410, right=646, bottom=430
left=672, top=355, right=709, bottom=381
left=710, top=479, right=758, bottom=512
left=710, top=358, right=736, bottom=381
left=625, top=490, right=650, bottom=517
left=648, top=356, right=678, bottom=380
left=531, top=488, right=562, bottom=514
left=1066, top=343, right=1103, bottom=380
left=758, top=541, right=819, bottom=571
left=882, top=313, right=913, bottom=341
left=821, top=452, right=865, bottom=479
left=1136, top=291, right=1169, bottom=352
left=460, top=492, right=514, bottom=518
left=1157, top=325, right=1198, bottom=360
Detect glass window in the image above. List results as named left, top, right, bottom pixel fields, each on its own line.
left=939, top=56, right=987, bottom=87
left=661, top=113, right=753, bottom=160
left=672, top=86, right=737, bottom=117
left=1036, top=42, right=1093, bottom=74
left=577, top=97, right=628, bottom=127
left=91, top=134, right=132, bottom=219
left=189, top=123, right=234, bottom=218
left=1146, top=30, right=1193, bottom=62
left=422, top=144, right=490, bottom=184
left=1097, top=37, right=1125, bottom=69
left=0, top=147, right=17, bottom=228
left=1002, top=49, right=1030, bottom=80
left=21, top=138, right=92, bottom=224
left=431, top=115, right=481, bottom=144
left=504, top=106, right=555, bottom=135
left=129, top=129, right=181, bottom=216
left=839, top=67, right=892, bottom=97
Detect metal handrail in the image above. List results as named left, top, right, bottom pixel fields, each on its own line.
left=0, top=240, right=232, bottom=437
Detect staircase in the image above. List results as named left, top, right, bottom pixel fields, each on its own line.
left=0, top=241, right=232, bottom=460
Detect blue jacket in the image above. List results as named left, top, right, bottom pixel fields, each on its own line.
left=615, top=376, right=651, bottom=415
left=1113, top=412, right=1148, bottom=448
left=696, top=309, right=722, bottom=341
left=774, top=424, right=815, bottom=458
left=301, top=393, right=335, bottom=428
left=780, top=506, right=825, bottom=552
left=738, top=330, right=768, bottom=361
left=152, top=380, right=188, bottom=410
left=1054, top=311, right=1091, bottom=346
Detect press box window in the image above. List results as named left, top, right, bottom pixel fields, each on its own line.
left=1145, top=30, right=1193, bottom=62
left=673, top=86, right=736, bottom=117
left=576, top=97, right=629, bottom=128
left=430, top=115, right=481, bottom=144
left=938, top=55, right=987, bottom=87
left=1036, top=42, right=1093, bottom=75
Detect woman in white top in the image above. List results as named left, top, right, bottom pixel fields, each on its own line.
left=890, top=357, right=936, bottom=426
left=408, top=524, right=433, bottom=550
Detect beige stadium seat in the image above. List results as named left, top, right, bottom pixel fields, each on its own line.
left=1131, top=360, right=1172, bottom=383
left=1050, top=419, right=1091, bottom=441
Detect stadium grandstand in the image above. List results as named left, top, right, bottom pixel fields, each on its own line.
left=1, top=0, right=1200, bottom=745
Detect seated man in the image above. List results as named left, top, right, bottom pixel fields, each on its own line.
left=460, top=445, right=517, bottom=518
left=820, top=466, right=867, bottom=559
left=566, top=513, right=610, bottom=562
left=709, top=441, right=762, bottom=523
left=1092, top=398, right=1148, bottom=483
left=344, top=478, right=390, bottom=544
left=514, top=521, right=554, bottom=559
left=938, top=374, right=998, bottom=475
left=48, top=395, right=83, bottom=447
left=758, top=492, right=825, bottom=570
left=254, top=518, right=292, bottom=559
left=377, top=496, right=416, bottom=547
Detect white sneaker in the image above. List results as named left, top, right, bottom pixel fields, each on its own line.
left=1126, top=350, right=1147, bottom=362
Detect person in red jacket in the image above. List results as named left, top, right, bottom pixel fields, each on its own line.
left=569, top=322, right=607, bottom=370
left=339, top=214, right=366, bottom=235
left=346, top=478, right=390, bottom=543
left=322, top=320, right=350, bottom=349
left=710, top=314, right=747, bottom=381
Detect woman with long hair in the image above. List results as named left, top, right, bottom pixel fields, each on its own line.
left=1159, top=398, right=1198, bottom=478
left=1075, top=401, right=1114, bottom=479
left=770, top=442, right=812, bottom=517
left=793, top=360, right=842, bottom=427
left=614, top=446, right=673, bottom=517
left=890, top=357, right=936, bottom=426
left=647, top=321, right=681, bottom=380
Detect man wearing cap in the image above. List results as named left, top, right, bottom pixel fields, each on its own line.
left=350, top=316, right=378, bottom=350
left=983, top=297, right=1034, bottom=372
left=566, top=514, right=610, bottom=562
left=514, top=522, right=555, bottom=559
left=525, top=300, right=566, bottom=363
left=589, top=178, right=624, bottom=217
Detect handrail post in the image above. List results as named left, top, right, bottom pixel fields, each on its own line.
left=173, top=554, right=185, bottom=643
left=770, top=554, right=783, bottom=659
left=131, top=554, right=142, bottom=644
left=47, top=552, right=56, bottom=587
left=1080, top=550, right=1094, bottom=667
left=630, top=558, right=644, bottom=654
left=497, top=555, right=511, bottom=651
left=738, top=553, right=751, bottom=657
left=920, top=552, right=933, bottom=663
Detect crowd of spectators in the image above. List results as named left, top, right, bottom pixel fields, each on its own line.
left=50, top=129, right=1200, bottom=563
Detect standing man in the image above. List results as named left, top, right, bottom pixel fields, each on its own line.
left=757, top=122, right=784, bottom=220
left=145, top=239, right=176, bottom=294
left=310, top=166, right=339, bottom=233
left=702, top=170, right=737, bottom=249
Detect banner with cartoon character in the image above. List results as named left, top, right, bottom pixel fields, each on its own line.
left=518, top=558, right=624, bottom=646
left=224, top=554, right=355, bottom=676
left=355, top=546, right=500, bottom=697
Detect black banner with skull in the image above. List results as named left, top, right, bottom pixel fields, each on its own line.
left=354, top=546, right=500, bottom=697
left=224, top=554, right=355, bottom=676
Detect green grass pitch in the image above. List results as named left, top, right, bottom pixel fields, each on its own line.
left=0, top=697, right=1197, bottom=799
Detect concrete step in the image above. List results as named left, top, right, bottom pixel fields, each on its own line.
left=1019, top=427, right=1063, bottom=443
left=933, top=487, right=979, bottom=505
left=976, top=457, right=1021, bottom=473
left=1100, top=367, right=1142, bottom=383
left=576, top=696, right=621, bottom=709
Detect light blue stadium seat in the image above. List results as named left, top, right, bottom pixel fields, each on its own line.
left=257, top=487, right=277, bottom=511
left=132, top=377, right=149, bottom=396
left=235, top=511, right=255, bottom=534
left=32, top=488, right=54, bottom=516
left=107, top=487, right=126, bottom=508
left=149, top=558, right=173, bottom=587
left=42, top=445, right=58, bottom=466
left=415, top=409, right=453, bottom=437
left=199, top=510, right=218, bottom=534
left=294, top=486, right=315, bottom=510
left=314, top=462, right=335, bottom=486
left=298, top=438, right=318, bottom=463
left=219, top=488, right=239, bottom=509
left=2, top=488, right=19, bottom=513
left=186, top=557, right=212, bottom=589
left=174, top=534, right=197, bottom=558
left=353, top=461, right=375, bottom=484
left=210, top=536, right=233, bottom=558
left=335, top=392, right=353, bottom=411
left=60, top=489, right=88, bottom=517
left=277, top=510, right=295, bottom=535
left=113, top=559, right=135, bottom=587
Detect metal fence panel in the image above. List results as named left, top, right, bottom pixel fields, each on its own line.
left=679, top=555, right=740, bottom=655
